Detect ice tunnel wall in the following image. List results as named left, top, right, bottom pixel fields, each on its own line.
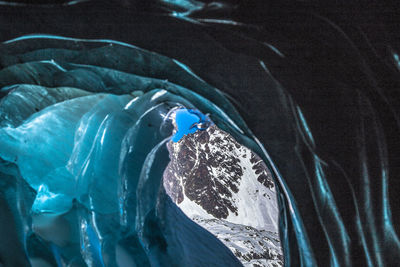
left=0, top=35, right=288, bottom=267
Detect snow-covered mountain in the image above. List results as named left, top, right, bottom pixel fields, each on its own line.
left=163, top=123, right=283, bottom=266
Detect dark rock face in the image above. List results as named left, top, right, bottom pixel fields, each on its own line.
left=250, top=153, right=275, bottom=189
left=163, top=124, right=274, bottom=219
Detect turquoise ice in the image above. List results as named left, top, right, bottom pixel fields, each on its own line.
left=0, top=35, right=272, bottom=266
left=172, top=108, right=211, bottom=142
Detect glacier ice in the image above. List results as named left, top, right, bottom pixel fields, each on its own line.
left=0, top=35, right=282, bottom=266
left=172, top=108, right=211, bottom=142
left=1, top=2, right=399, bottom=266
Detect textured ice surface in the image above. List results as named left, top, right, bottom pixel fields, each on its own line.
left=0, top=36, right=280, bottom=266
left=2, top=2, right=399, bottom=266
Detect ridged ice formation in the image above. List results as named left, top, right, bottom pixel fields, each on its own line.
left=0, top=35, right=281, bottom=267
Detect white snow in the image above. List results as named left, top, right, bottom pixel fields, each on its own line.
left=225, top=148, right=279, bottom=232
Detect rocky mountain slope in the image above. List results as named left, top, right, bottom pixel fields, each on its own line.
left=163, top=122, right=282, bottom=266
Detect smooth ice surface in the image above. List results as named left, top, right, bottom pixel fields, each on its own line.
left=172, top=109, right=199, bottom=142
left=172, top=108, right=211, bottom=142
left=0, top=36, right=273, bottom=266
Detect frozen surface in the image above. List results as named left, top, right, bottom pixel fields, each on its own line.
left=0, top=36, right=279, bottom=266
left=171, top=108, right=211, bottom=142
